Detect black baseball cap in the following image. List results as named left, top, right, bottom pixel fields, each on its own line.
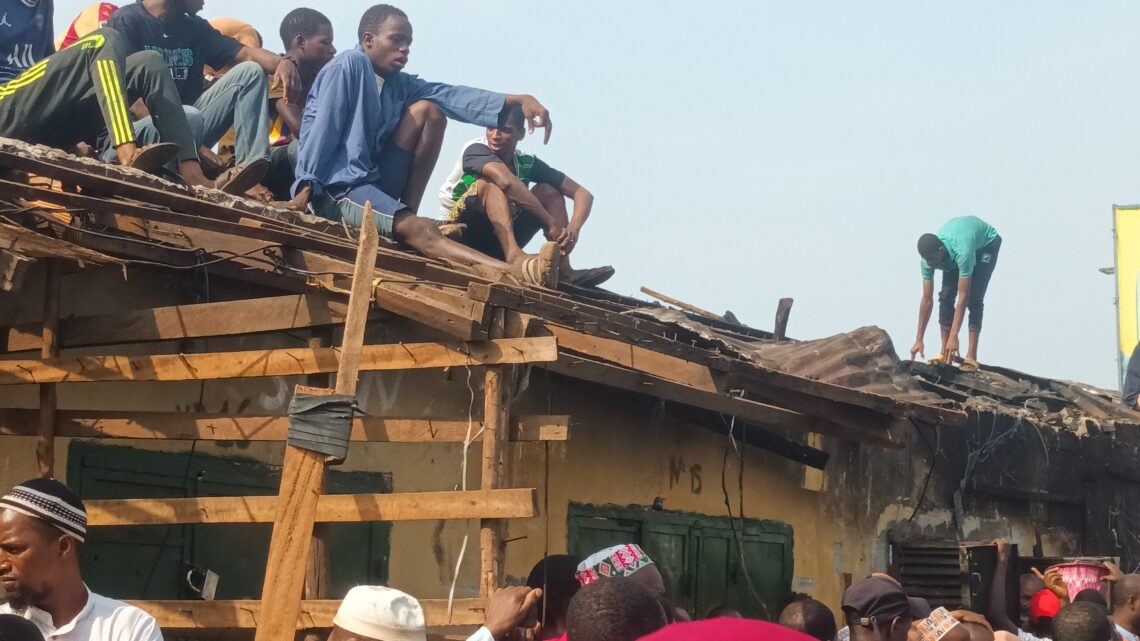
left=842, top=577, right=929, bottom=626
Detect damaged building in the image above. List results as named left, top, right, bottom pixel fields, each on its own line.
left=1, top=138, right=1138, bottom=635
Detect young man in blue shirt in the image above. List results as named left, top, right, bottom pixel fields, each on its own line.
left=911, top=215, right=1002, bottom=371
left=290, top=4, right=562, bottom=287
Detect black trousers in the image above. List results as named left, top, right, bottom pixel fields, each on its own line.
left=0, top=28, right=195, bottom=159
left=939, top=234, right=1001, bottom=332
left=454, top=191, right=544, bottom=261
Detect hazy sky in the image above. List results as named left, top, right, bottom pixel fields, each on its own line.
left=52, top=1, right=1140, bottom=389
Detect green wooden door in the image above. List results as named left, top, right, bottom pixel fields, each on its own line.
left=67, top=442, right=391, bottom=600
left=568, top=503, right=792, bottom=620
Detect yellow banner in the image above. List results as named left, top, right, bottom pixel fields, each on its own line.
left=1114, top=205, right=1140, bottom=386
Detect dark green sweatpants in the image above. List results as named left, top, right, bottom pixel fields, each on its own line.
left=0, top=27, right=196, bottom=161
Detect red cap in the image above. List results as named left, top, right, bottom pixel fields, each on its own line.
left=1030, top=589, right=1061, bottom=620
left=639, top=619, right=818, bottom=641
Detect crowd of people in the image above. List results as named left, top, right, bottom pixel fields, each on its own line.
left=0, top=0, right=615, bottom=290
left=0, top=477, right=1132, bottom=641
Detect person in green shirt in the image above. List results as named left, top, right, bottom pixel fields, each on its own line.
left=910, top=215, right=1002, bottom=371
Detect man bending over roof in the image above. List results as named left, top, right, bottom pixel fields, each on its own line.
left=438, top=104, right=614, bottom=287
left=290, top=4, right=562, bottom=287
left=911, top=215, right=1001, bottom=372
left=0, top=27, right=216, bottom=184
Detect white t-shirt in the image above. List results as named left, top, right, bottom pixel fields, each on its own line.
left=437, top=137, right=491, bottom=216
left=0, top=587, right=163, bottom=641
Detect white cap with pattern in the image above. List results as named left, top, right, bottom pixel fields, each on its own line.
left=333, top=586, right=427, bottom=641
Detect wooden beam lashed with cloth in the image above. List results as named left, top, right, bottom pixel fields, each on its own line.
left=255, top=205, right=379, bottom=641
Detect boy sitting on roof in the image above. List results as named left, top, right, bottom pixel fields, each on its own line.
left=104, top=0, right=305, bottom=196
left=437, top=104, right=614, bottom=287
left=289, top=4, right=562, bottom=287
left=261, top=8, right=337, bottom=201
left=0, top=27, right=226, bottom=188
left=910, top=215, right=1002, bottom=372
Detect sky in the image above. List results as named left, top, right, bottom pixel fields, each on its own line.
left=50, top=0, right=1140, bottom=389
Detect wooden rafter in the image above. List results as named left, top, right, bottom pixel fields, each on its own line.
left=86, top=489, right=538, bottom=526
left=0, top=410, right=569, bottom=442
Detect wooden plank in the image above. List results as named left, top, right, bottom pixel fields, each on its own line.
left=36, top=260, right=60, bottom=477
left=480, top=309, right=510, bottom=598
left=85, top=489, right=538, bottom=525
left=128, top=598, right=487, bottom=629
left=545, top=355, right=901, bottom=449
left=257, top=211, right=378, bottom=641
left=640, top=285, right=725, bottom=321
left=0, top=410, right=570, bottom=442
left=0, top=294, right=352, bottom=353
left=0, top=220, right=124, bottom=265
left=0, top=337, right=559, bottom=385
left=774, top=298, right=793, bottom=341
left=0, top=249, right=33, bottom=292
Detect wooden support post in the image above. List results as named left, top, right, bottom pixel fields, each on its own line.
left=774, top=298, right=794, bottom=341
left=255, top=206, right=378, bottom=641
left=36, top=260, right=60, bottom=477
left=480, top=310, right=510, bottom=597
left=304, top=329, right=333, bottom=617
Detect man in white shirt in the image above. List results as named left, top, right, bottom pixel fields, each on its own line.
left=0, top=478, right=162, bottom=641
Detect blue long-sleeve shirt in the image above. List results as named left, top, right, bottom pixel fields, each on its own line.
left=293, top=47, right=507, bottom=201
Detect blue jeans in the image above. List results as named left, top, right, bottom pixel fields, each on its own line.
left=106, top=60, right=270, bottom=166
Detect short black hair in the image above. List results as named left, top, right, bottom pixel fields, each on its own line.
left=1053, top=602, right=1113, bottom=641
left=566, top=578, right=667, bottom=641
left=1113, top=575, right=1140, bottom=610
left=279, top=8, right=331, bottom=51
left=358, top=4, right=408, bottom=42
left=497, top=103, right=525, bottom=130
left=527, top=555, right=581, bottom=628
left=780, top=599, right=838, bottom=641
left=1072, top=589, right=1108, bottom=608
left=0, top=614, right=45, bottom=641
left=917, top=233, right=944, bottom=260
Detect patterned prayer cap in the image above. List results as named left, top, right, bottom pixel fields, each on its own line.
left=575, top=544, right=654, bottom=586
left=0, top=478, right=87, bottom=542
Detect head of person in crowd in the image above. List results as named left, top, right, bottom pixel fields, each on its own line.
left=640, top=618, right=818, bottom=641
left=327, top=585, right=427, bottom=641
left=1054, top=603, right=1114, bottom=641
left=1029, top=589, right=1062, bottom=638
left=1021, top=574, right=1048, bottom=624
left=917, top=234, right=949, bottom=268
left=708, top=604, right=744, bottom=619
left=575, top=544, right=666, bottom=597
left=357, top=4, right=412, bottom=78
left=0, top=614, right=45, bottom=641
left=1111, top=575, right=1140, bottom=633
left=0, top=478, right=88, bottom=614
left=526, top=554, right=581, bottom=640
left=1074, top=590, right=1109, bottom=609
left=780, top=598, right=838, bottom=641
left=279, top=8, right=337, bottom=80
left=961, top=622, right=998, bottom=641
left=565, top=578, right=667, bottom=641
left=842, top=576, right=927, bottom=641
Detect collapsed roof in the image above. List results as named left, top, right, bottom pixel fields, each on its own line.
left=0, top=137, right=1127, bottom=469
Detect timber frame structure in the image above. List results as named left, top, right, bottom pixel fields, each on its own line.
left=0, top=138, right=967, bottom=636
